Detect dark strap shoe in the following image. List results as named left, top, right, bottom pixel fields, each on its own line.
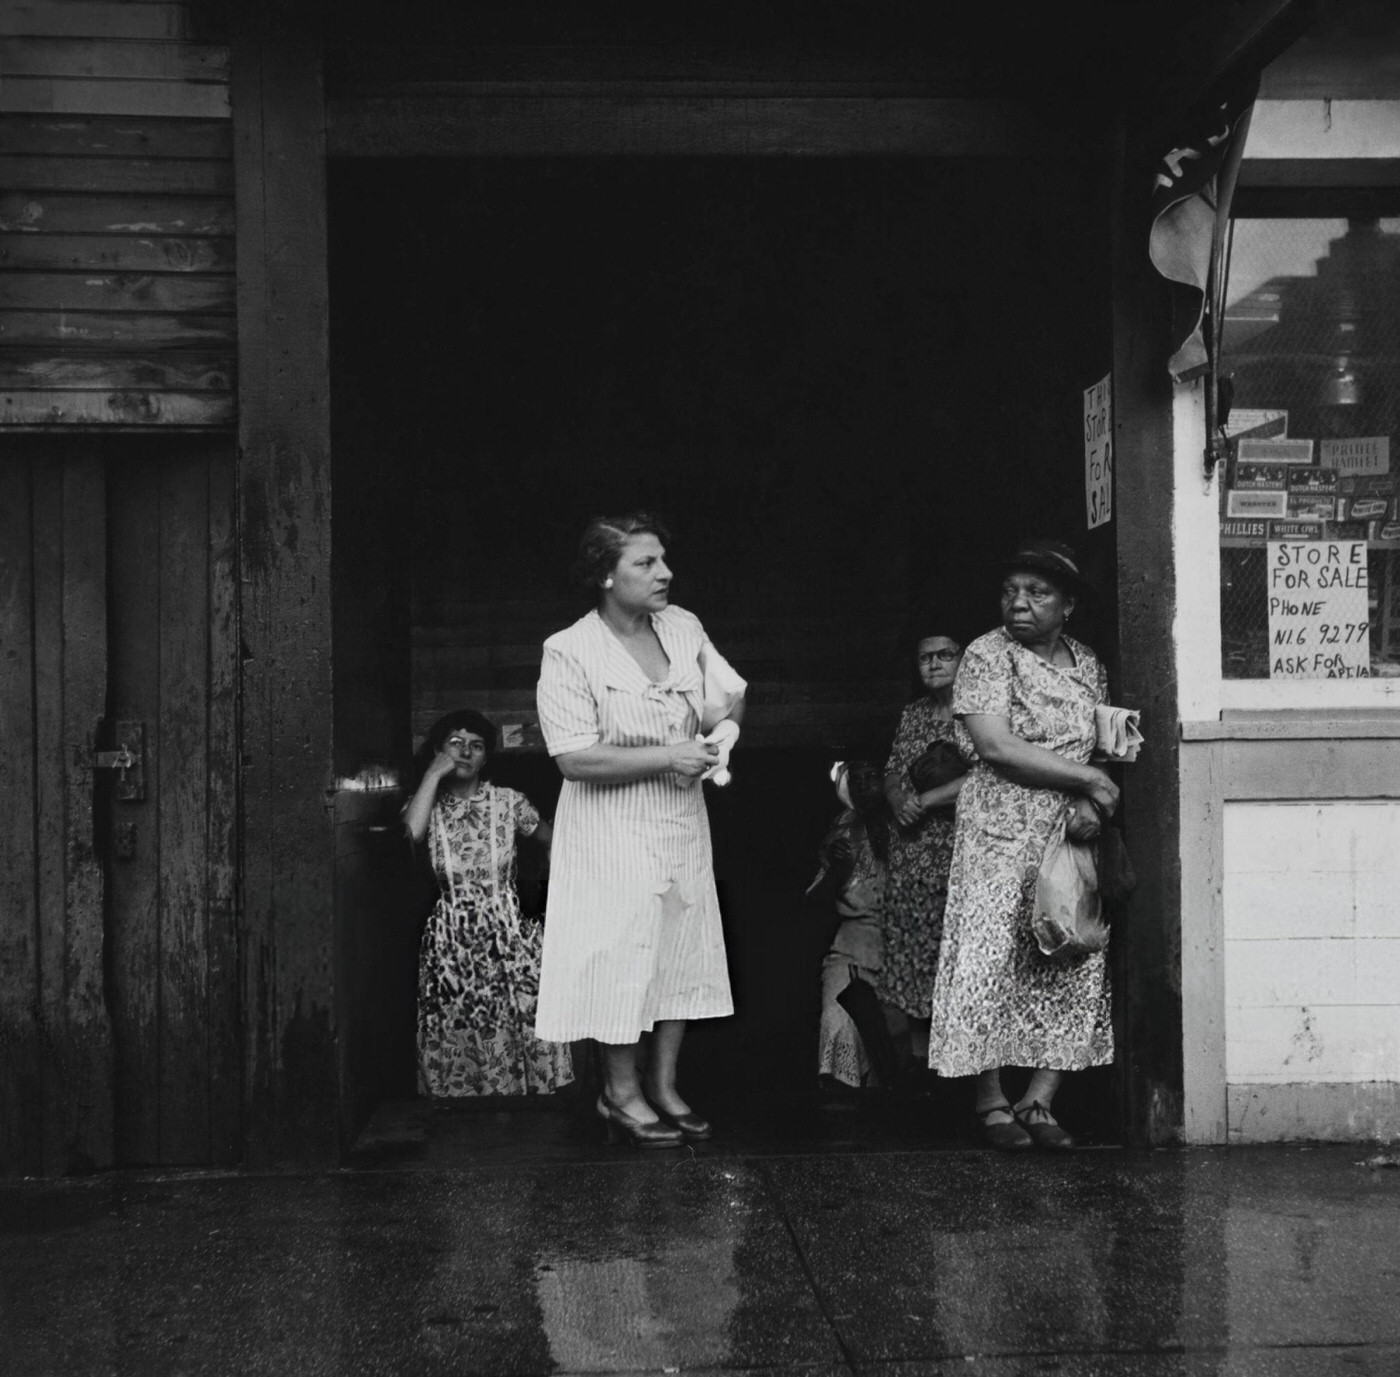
left=1014, top=1101, right=1075, bottom=1151
left=978, top=1102, right=1033, bottom=1151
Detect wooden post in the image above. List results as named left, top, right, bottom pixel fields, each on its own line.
left=233, top=15, right=339, bottom=1167
left=1109, top=124, right=1187, bottom=1145
left=0, top=460, right=43, bottom=1175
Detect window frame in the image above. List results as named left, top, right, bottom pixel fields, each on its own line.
left=1214, top=182, right=1400, bottom=710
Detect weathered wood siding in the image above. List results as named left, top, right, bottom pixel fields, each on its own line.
left=0, top=2, right=234, bottom=429
left=0, top=439, right=238, bottom=1175
left=104, top=441, right=240, bottom=1166
left=0, top=451, right=112, bottom=1175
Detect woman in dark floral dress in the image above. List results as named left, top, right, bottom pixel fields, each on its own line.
left=929, top=542, right=1119, bottom=1152
left=879, top=633, right=975, bottom=1065
left=404, top=709, right=573, bottom=1097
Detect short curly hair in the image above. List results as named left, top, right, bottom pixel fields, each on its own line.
left=573, top=512, right=671, bottom=596
left=407, top=708, right=497, bottom=794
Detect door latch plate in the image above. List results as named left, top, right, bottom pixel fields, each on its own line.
left=94, top=721, right=145, bottom=802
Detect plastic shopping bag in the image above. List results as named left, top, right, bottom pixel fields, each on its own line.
left=1032, top=821, right=1108, bottom=959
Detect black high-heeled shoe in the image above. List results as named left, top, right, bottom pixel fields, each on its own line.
left=596, top=1094, right=684, bottom=1149
left=649, top=1104, right=712, bottom=1141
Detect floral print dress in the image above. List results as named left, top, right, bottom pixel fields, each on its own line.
left=928, top=628, right=1114, bottom=1077
left=418, top=783, right=574, bottom=1097
left=877, top=701, right=974, bottom=1019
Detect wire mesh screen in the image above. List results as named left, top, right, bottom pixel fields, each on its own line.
left=1219, top=217, right=1400, bottom=680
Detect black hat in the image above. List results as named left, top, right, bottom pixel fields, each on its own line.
left=1001, top=539, right=1091, bottom=598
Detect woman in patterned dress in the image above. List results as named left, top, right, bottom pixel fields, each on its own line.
left=534, top=513, right=746, bottom=1148
left=929, top=541, right=1120, bottom=1151
left=404, top=709, right=573, bottom=1098
left=879, top=632, right=974, bottom=1069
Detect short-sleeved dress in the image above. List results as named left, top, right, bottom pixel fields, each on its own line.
left=878, top=699, right=976, bottom=1018
left=534, top=605, right=741, bottom=1044
left=928, top=627, right=1114, bottom=1077
left=418, top=782, right=574, bottom=1097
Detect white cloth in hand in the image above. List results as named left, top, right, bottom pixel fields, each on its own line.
left=700, top=718, right=740, bottom=786
left=1094, top=705, right=1143, bottom=762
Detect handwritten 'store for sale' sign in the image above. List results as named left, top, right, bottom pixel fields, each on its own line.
left=1266, top=540, right=1370, bottom=679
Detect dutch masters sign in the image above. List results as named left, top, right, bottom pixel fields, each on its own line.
left=1267, top=540, right=1370, bottom=679
left=1085, top=374, right=1112, bottom=529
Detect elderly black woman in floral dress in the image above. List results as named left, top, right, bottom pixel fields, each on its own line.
left=879, top=630, right=975, bottom=1071
left=928, top=541, right=1120, bottom=1151
left=404, top=709, right=573, bottom=1097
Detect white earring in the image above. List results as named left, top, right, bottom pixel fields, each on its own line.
left=604, top=577, right=614, bottom=589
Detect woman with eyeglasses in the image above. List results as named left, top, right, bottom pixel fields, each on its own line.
left=928, top=540, right=1119, bottom=1151
left=878, top=632, right=976, bottom=1075
left=404, top=709, right=572, bottom=1098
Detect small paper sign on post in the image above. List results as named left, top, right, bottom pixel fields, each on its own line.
left=1084, top=373, right=1112, bottom=529
left=1266, top=540, right=1371, bottom=679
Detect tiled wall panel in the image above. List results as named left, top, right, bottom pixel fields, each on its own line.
left=1224, top=801, right=1400, bottom=1085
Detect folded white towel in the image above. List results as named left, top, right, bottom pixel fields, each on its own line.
left=1094, top=705, right=1143, bottom=762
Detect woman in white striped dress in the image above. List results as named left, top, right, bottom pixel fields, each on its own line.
left=535, top=513, right=745, bottom=1148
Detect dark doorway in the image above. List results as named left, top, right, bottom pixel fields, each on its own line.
left=329, top=155, right=1117, bottom=1143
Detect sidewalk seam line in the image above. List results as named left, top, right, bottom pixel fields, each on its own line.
left=757, top=1159, right=862, bottom=1377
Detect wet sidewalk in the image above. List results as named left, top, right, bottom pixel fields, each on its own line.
left=3, top=1109, right=1399, bottom=1376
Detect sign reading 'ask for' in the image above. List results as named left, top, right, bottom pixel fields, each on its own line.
left=1266, top=540, right=1370, bottom=679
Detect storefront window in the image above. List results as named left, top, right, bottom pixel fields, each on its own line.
left=1219, top=217, right=1400, bottom=680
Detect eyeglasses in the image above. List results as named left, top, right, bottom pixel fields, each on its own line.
left=917, top=650, right=960, bottom=664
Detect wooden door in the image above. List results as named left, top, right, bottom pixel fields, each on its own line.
left=0, top=452, right=111, bottom=1175
left=0, top=438, right=239, bottom=1174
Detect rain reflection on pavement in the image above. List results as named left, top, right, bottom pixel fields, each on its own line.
left=3, top=1144, right=1399, bottom=1374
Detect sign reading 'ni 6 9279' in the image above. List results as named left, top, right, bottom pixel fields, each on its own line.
left=1266, top=540, right=1370, bottom=679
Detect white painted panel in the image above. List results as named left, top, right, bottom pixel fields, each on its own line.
left=1172, top=379, right=1223, bottom=721
left=1224, top=804, right=1400, bottom=1085
left=1223, top=871, right=1357, bottom=940
left=1246, top=100, right=1400, bottom=159
left=1223, top=802, right=1400, bottom=940
left=1223, top=803, right=1331, bottom=873
left=1225, top=1004, right=1400, bottom=1083
left=1223, top=801, right=1400, bottom=874
left=1226, top=938, right=1400, bottom=1008
left=1228, top=1082, right=1400, bottom=1143
left=1221, top=678, right=1400, bottom=710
